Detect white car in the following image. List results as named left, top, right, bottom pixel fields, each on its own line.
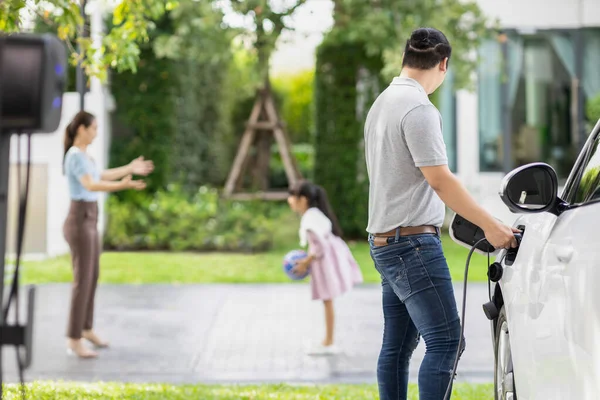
left=490, top=118, right=600, bottom=400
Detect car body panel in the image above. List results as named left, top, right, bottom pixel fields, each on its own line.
left=492, top=120, right=600, bottom=400
left=499, top=202, right=600, bottom=400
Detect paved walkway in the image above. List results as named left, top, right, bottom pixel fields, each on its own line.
left=3, top=283, right=494, bottom=384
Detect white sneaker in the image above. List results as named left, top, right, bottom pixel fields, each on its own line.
left=306, top=343, right=340, bottom=356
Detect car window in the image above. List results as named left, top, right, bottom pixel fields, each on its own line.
left=573, top=134, right=600, bottom=204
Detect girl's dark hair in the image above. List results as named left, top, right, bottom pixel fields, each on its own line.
left=63, top=111, right=95, bottom=173
left=289, top=180, right=343, bottom=237
left=402, top=27, right=452, bottom=70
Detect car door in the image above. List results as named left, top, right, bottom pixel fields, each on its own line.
left=501, top=120, right=600, bottom=400
left=548, top=126, right=600, bottom=400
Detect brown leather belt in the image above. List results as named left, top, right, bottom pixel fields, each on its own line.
left=371, top=225, right=439, bottom=247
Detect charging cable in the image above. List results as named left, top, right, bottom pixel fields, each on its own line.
left=442, top=237, right=488, bottom=400
left=443, top=234, right=521, bottom=400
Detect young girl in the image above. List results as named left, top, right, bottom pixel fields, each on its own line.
left=287, top=180, right=363, bottom=355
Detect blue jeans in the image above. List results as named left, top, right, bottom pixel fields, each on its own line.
left=369, top=232, right=463, bottom=400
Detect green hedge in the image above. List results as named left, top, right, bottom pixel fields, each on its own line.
left=104, top=186, right=279, bottom=252
left=170, top=55, right=235, bottom=190
left=109, top=14, right=176, bottom=197
left=314, top=41, right=383, bottom=238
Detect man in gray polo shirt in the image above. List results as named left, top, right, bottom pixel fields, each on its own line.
left=364, top=28, right=518, bottom=400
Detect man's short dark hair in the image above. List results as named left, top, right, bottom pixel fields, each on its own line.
left=402, top=27, right=452, bottom=70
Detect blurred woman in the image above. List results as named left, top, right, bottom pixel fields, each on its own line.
left=62, top=111, right=154, bottom=358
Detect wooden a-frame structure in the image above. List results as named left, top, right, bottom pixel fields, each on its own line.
left=223, top=88, right=302, bottom=200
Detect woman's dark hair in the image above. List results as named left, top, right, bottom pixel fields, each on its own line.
left=402, top=27, right=452, bottom=70
left=63, top=111, right=95, bottom=173
left=289, top=180, right=343, bottom=237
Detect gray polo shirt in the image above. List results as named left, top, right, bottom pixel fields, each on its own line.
left=364, top=77, right=448, bottom=234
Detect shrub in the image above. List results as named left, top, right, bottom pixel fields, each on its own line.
left=104, top=186, right=282, bottom=252
left=587, top=93, right=600, bottom=125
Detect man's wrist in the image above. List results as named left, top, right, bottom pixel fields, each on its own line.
left=479, top=214, right=499, bottom=232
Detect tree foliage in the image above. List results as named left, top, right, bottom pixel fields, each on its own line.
left=272, top=70, right=314, bottom=143
left=109, top=0, right=237, bottom=194
left=228, top=0, right=307, bottom=87
left=314, top=0, right=494, bottom=237
left=326, top=0, right=494, bottom=90
left=1, top=0, right=175, bottom=80
left=152, top=1, right=237, bottom=189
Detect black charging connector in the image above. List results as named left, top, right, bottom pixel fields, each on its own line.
left=504, top=227, right=524, bottom=266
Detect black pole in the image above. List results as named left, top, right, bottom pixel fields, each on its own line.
left=0, top=134, right=8, bottom=326
left=76, top=0, right=87, bottom=111
left=0, top=133, right=9, bottom=400
left=0, top=38, right=6, bottom=400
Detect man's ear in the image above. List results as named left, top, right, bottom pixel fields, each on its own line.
left=440, top=57, right=449, bottom=72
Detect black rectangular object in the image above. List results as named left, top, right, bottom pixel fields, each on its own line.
left=0, top=33, right=67, bottom=133
left=450, top=214, right=496, bottom=254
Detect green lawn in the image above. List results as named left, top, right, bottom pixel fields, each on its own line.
left=16, top=212, right=492, bottom=285
left=3, top=382, right=494, bottom=399
left=18, top=234, right=491, bottom=285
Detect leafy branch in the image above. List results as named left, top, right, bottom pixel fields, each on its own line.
left=0, top=0, right=175, bottom=81
left=229, top=0, right=307, bottom=87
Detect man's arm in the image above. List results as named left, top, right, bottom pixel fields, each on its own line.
left=421, top=165, right=518, bottom=249
left=401, top=104, right=518, bottom=249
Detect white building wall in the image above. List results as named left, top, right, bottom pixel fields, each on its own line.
left=476, top=0, right=600, bottom=30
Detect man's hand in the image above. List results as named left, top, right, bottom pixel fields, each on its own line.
left=483, top=221, right=520, bottom=249
left=292, top=257, right=311, bottom=275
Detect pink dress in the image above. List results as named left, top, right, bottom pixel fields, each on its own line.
left=300, top=208, right=363, bottom=301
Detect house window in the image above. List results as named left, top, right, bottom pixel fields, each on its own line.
left=477, top=39, right=503, bottom=172
left=438, top=69, right=457, bottom=172
left=477, top=30, right=600, bottom=178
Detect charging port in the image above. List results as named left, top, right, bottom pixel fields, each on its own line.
left=504, top=225, right=525, bottom=266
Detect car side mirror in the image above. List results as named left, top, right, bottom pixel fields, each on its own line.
left=499, top=163, right=562, bottom=215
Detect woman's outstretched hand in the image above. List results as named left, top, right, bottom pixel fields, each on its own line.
left=129, top=156, right=154, bottom=176
left=121, top=174, right=146, bottom=191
